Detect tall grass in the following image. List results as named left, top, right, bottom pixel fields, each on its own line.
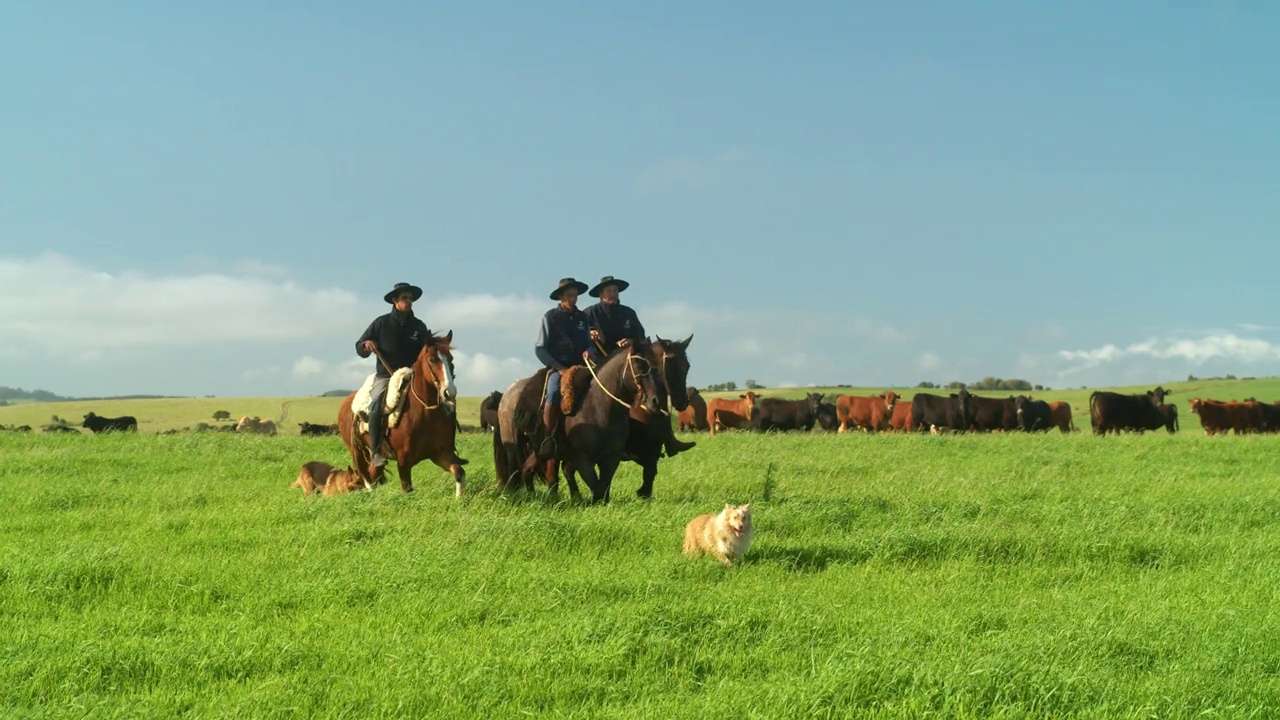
left=3, top=430, right=1280, bottom=718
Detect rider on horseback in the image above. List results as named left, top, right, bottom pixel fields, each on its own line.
left=355, top=282, right=431, bottom=477
left=584, top=275, right=696, bottom=457
left=534, top=278, right=599, bottom=455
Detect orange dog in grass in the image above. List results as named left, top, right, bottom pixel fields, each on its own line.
left=292, top=461, right=364, bottom=497
left=684, top=504, right=753, bottom=566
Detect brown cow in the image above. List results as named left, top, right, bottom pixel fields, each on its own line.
left=1189, top=398, right=1264, bottom=435
left=835, top=391, right=899, bottom=433
left=887, top=401, right=916, bottom=432
left=678, top=386, right=710, bottom=432
left=1047, top=401, right=1075, bottom=433
left=707, top=391, right=759, bottom=436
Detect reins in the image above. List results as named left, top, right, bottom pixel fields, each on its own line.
left=585, top=350, right=652, bottom=411
left=376, top=344, right=450, bottom=413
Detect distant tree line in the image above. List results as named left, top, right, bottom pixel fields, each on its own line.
left=0, top=386, right=182, bottom=403
left=0, top=386, right=70, bottom=402
left=917, top=378, right=1049, bottom=392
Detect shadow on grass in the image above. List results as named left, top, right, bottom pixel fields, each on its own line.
left=752, top=543, right=873, bottom=573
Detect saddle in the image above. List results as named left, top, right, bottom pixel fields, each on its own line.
left=351, top=368, right=414, bottom=436
left=511, top=366, right=594, bottom=433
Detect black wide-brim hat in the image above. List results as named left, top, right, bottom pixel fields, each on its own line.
left=384, top=282, right=424, bottom=304
left=588, top=275, right=629, bottom=298
left=550, top=277, right=589, bottom=300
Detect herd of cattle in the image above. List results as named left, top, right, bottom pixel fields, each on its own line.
left=4, top=387, right=1279, bottom=438
left=653, top=385, right=1280, bottom=437
left=665, top=387, right=1081, bottom=434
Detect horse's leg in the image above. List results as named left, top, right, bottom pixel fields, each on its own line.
left=398, top=462, right=414, bottom=493
left=572, top=461, right=603, bottom=503
left=561, top=461, right=582, bottom=502
left=543, top=458, right=560, bottom=494
left=595, top=457, right=622, bottom=504
left=346, top=436, right=374, bottom=489
left=636, top=455, right=659, bottom=500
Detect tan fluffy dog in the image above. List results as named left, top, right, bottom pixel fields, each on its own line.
left=292, top=461, right=363, bottom=497
left=684, top=504, right=753, bottom=566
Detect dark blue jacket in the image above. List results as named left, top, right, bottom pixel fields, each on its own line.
left=356, top=310, right=431, bottom=377
left=535, top=305, right=596, bottom=371
left=584, top=302, right=645, bottom=349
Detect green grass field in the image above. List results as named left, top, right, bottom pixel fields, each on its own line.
left=4, top=404, right=1280, bottom=717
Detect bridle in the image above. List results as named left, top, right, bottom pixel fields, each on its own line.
left=585, top=348, right=654, bottom=411
left=410, top=344, right=453, bottom=412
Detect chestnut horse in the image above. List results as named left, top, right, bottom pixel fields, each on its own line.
left=494, top=339, right=662, bottom=503
left=338, top=330, right=466, bottom=496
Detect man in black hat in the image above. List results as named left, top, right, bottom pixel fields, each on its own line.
left=584, top=275, right=695, bottom=457
left=534, top=278, right=596, bottom=454
left=354, top=282, right=431, bottom=476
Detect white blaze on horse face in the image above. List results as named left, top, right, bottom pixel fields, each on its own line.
left=439, top=354, right=457, bottom=402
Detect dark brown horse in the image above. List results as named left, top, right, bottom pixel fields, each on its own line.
left=338, top=330, right=467, bottom=496
left=566, top=335, right=693, bottom=500
left=494, top=339, right=662, bottom=503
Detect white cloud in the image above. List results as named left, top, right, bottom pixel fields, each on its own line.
left=636, top=147, right=750, bottom=193
left=1238, top=323, right=1272, bottom=332
left=0, top=253, right=364, bottom=352
left=1057, top=333, right=1280, bottom=370
left=452, top=351, right=538, bottom=393
left=917, top=352, right=942, bottom=370
left=422, top=293, right=547, bottom=334
left=292, top=356, right=323, bottom=377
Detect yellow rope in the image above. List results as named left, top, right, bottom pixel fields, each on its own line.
left=586, top=351, right=651, bottom=410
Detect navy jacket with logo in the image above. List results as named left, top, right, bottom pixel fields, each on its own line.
left=356, top=310, right=431, bottom=377
left=584, top=301, right=645, bottom=349
left=535, top=305, right=596, bottom=371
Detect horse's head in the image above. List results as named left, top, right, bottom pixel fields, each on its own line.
left=652, top=334, right=693, bottom=412
left=625, top=339, right=664, bottom=415
left=414, top=329, right=457, bottom=407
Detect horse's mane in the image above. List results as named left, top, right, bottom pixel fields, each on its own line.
left=418, top=331, right=453, bottom=355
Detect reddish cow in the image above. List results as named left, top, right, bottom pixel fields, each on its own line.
left=1189, top=398, right=1265, bottom=435
left=887, top=401, right=916, bottom=432
left=706, top=391, right=759, bottom=436
left=678, top=386, right=710, bottom=432
left=835, top=391, right=900, bottom=433
left=1047, top=401, right=1075, bottom=433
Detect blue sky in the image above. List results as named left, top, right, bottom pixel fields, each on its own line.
left=3, top=2, right=1279, bottom=398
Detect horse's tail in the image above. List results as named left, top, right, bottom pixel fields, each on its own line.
left=493, top=424, right=511, bottom=491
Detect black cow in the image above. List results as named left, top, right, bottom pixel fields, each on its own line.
left=1158, top=403, right=1179, bottom=433
left=1089, top=386, right=1172, bottom=435
left=1243, top=398, right=1280, bottom=433
left=479, top=391, right=503, bottom=432
left=754, top=393, right=823, bottom=432
left=82, top=412, right=138, bottom=433
left=815, top=402, right=839, bottom=431
left=299, top=421, right=339, bottom=436
left=969, top=394, right=1018, bottom=432
left=1014, top=396, right=1052, bottom=432
left=44, top=425, right=80, bottom=434
left=911, top=389, right=972, bottom=432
